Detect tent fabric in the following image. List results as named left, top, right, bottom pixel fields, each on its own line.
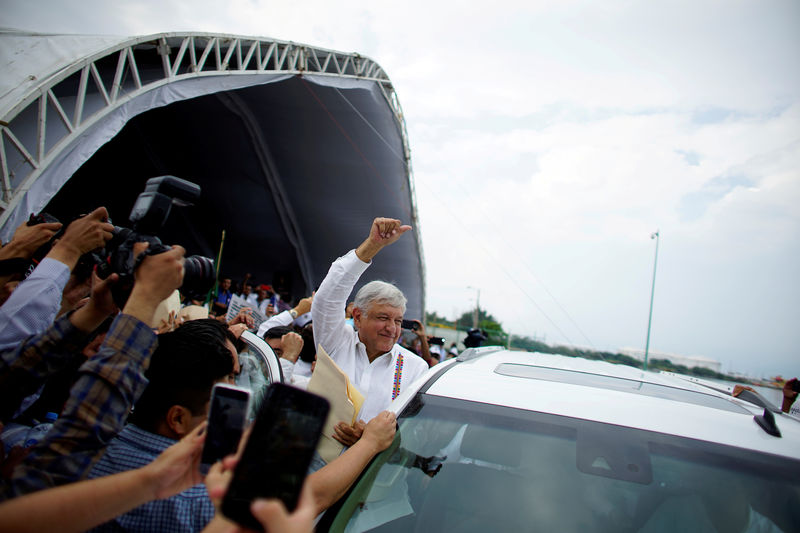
left=0, top=31, right=425, bottom=319
left=0, top=30, right=126, bottom=118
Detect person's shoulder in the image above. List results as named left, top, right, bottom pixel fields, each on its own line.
left=91, top=426, right=155, bottom=476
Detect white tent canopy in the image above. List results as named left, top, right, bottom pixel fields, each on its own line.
left=0, top=30, right=425, bottom=317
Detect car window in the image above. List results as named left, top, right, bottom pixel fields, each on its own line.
left=235, top=330, right=283, bottom=421
left=494, top=363, right=751, bottom=414
left=324, top=394, right=800, bottom=533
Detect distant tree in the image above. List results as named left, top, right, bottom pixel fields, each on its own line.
left=509, top=335, right=550, bottom=353
left=455, top=307, right=498, bottom=330
left=478, top=318, right=508, bottom=346
left=425, top=311, right=452, bottom=326
left=431, top=313, right=741, bottom=383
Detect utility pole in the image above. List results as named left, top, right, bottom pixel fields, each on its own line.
left=644, top=230, right=660, bottom=370
left=467, top=286, right=481, bottom=328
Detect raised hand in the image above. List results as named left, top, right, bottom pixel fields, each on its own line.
left=356, top=217, right=412, bottom=262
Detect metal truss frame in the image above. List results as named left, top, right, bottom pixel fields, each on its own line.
left=0, top=32, right=415, bottom=230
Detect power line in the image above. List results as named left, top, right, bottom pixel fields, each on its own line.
left=417, top=178, right=577, bottom=347
left=447, top=178, right=597, bottom=349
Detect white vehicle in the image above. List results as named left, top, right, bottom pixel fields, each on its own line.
left=317, top=347, right=800, bottom=532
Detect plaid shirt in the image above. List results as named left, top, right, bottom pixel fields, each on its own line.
left=88, top=424, right=215, bottom=532
left=1, top=313, right=157, bottom=499
left=0, top=314, right=91, bottom=423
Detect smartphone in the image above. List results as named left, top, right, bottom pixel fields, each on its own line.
left=221, top=383, right=330, bottom=531
left=200, top=384, right=251, bottom=472
left=401, top=319, right=419, bottom=330
left=791, top=380, right=800, bottom=393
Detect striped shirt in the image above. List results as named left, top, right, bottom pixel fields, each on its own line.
left=88, top=424, right=215, bottom=532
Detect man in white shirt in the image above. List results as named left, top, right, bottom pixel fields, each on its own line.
left=312, top=217, right=428, bottom=447
left=256, top=294, right=313, bottom=338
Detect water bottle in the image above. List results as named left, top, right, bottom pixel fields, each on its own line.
left=23, top=411, right=58, bottom=448
left=1, top=423, right=32, bottom=452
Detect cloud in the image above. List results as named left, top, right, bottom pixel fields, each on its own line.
left=3, top=0, right=799, bottom=377
left=677, top=174, right=755, bottom=221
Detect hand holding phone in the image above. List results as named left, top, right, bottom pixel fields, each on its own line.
left=221, top=383, right=330, bottom=531
left=201, top=384, right=251, bottom=472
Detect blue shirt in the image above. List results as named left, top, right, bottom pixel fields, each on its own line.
left=0, top=257, right=69, bottom=351
left=89, top=424, right=215, bottom=532
left=215, top=289, right=232, bottom=307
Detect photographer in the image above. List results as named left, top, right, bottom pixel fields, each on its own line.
left=1, top=242, right=185, bottom=498
left=0, top=208, right=114, bottom=351
left=0, top=270, right=118, bottom=424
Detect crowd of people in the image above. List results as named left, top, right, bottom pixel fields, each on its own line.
left=0, top=212, right=441, bottom=532
left=2, top=209, right=796, bottom=533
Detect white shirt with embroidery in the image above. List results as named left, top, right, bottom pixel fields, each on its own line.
left=312, top=249, right=428, bottom=423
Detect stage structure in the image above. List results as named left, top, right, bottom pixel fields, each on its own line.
left=0, top=31, right=425, bottom=317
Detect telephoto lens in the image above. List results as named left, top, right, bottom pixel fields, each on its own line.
left=182, top=255, right=216, bottom=296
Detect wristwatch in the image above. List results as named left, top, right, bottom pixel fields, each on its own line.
left=289, top=309, right=298, bottom=319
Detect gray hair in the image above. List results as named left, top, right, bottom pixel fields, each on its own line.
left=354, top=280, right=407, bottom=315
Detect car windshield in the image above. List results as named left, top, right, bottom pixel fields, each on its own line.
left=324, top=394, right=800, bottom=533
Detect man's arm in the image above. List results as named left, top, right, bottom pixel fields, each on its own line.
left=0, top=220, right=62, bottom=287
left=412, top=320, right=437, bottom=367
left=256, top=295, right=312, bottom=337
left=3, top=244, right=186, bottom=497
left=311, top=252, right=367, bottom=356
left=0, top=422, right=205, bottom=532
left=0, top=272, right=120, bottom=423
left=782, top=378, right=798, bottom=414
left=0, top=208, right=114, bottom=351
left=312, top=218, right=411, bottom=356
left=308, top=410, right=396, bottom=514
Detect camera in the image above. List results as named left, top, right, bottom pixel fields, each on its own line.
left=93, top=175, right=216, bottom=307
left=401, top=319, right=419, bottom=331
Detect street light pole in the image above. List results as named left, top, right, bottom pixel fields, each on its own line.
left=467, top=286, right=481, bottom=328
left=644, top=230, right=660, bottom=371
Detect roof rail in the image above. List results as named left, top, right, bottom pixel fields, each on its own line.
left=736, top=388, right=782, bottom=414
left=456, top=346, right=504, bottom=362
left=659, top=371, right=732, bottom=395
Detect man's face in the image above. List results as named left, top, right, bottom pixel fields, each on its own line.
left=242, top=285, right=252, bottom=296
left=225, top=339, right=239, bottom=381
left=221, top=279, right=231, bottom=291
left=353, top=303, right=404, bottom=357
left=185, top=375, right=231, bottom=434
left=258, top=288, right=267, bottom=299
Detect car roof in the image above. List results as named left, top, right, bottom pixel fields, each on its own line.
left=396, top=348, right=800, bottom=461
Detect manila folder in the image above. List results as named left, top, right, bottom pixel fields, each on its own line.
left=307, top=345, right=365, bottom=463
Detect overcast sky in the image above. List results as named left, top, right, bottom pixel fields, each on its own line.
left=3, top=0, right=798, bottom=378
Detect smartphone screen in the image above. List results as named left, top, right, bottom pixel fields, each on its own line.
left=221, top=383, right=330, bottom=531
left=201, top=384, right=250, bottom=470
